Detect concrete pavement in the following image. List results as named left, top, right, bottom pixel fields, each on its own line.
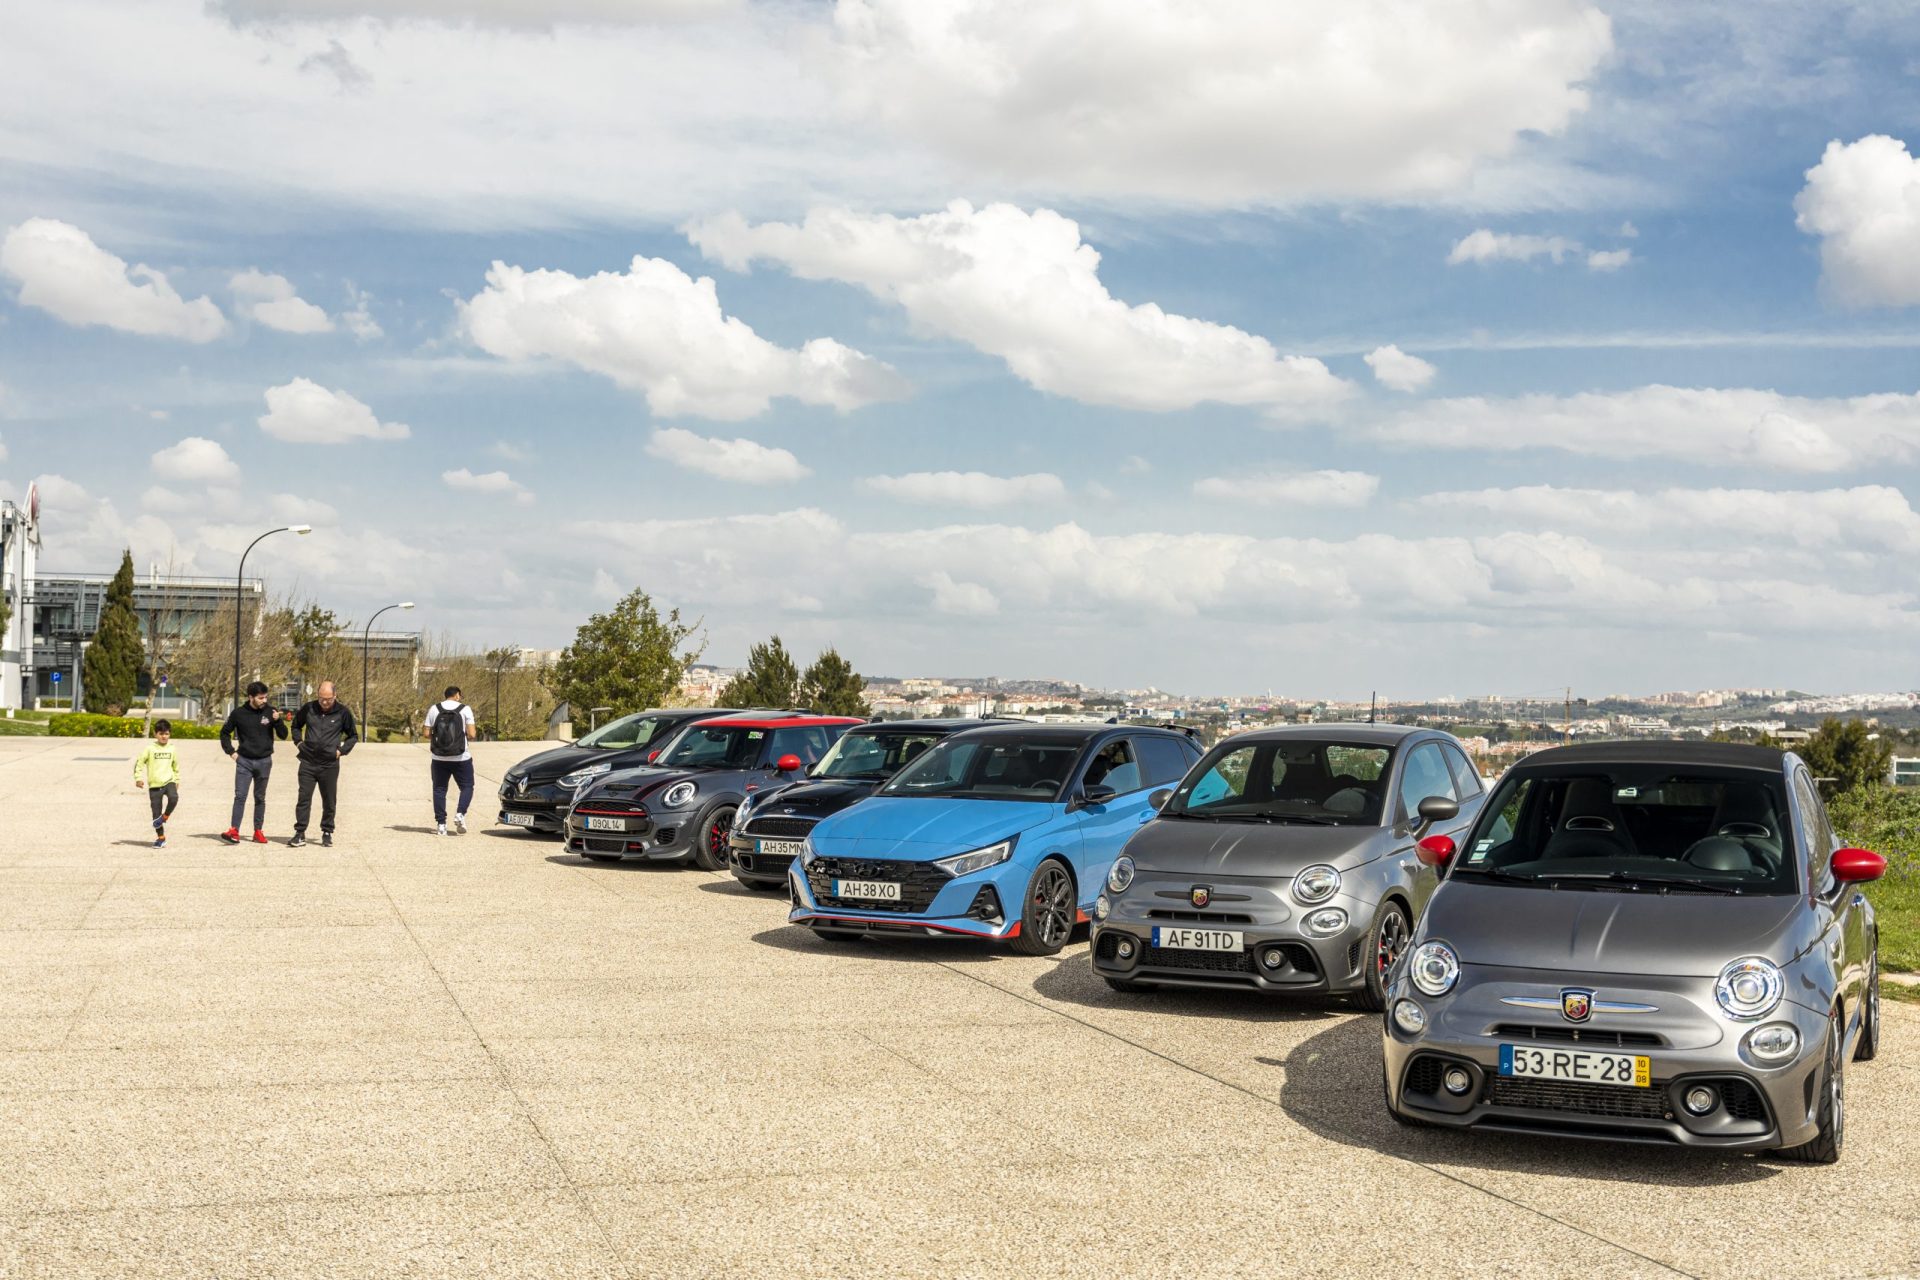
left=1, top=736, right=1915, bottom=1278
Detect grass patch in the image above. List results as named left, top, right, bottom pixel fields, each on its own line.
left=1883, top=978, right=1920, bottom=1004
left=0, top=718, right=49, bottom=736
left=1828, top=787, right=1920, bottom=973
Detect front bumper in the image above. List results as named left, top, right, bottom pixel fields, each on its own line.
left=1381, top=963, right=1828, bottom=1150
left=497, top=779, right=569, bottom=834
left=784, top=857, right=1023, bottom=941
left=729, top=819, right=817, bottom=884
left=1090, top=879, right=1376, bottom=994
left=564, top=805, right=697, bottom=861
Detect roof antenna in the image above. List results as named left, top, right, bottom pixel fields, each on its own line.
left=1369, top=691, right=1377, bottom=724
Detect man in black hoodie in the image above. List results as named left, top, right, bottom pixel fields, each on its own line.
left=290, top=680, right=358, bottom=848
left=220, top=680, right=288, bottom=844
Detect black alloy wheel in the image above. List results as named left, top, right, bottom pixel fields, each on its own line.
left=1011, top=860, right=1075, bottom=957
left=1353, top=901, right=1411, bottom=1013
left=1855, top=950, right=1881, bottom=1062
left=1780, top=1011, right=1845, bottom=1164
left=693, top=805, right=737, bottom=872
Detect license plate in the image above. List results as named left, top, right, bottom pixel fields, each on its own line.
left=1151, top=927, right=1243, bottom=951
left=584, top=816, right=627, bottom=832
left=833, top=879, right=901, bottom=902
left=757, top=839, right=804, bottom=857
left=1500, top=1044, right=1650, bottom=1087
left=503, top=813, right=536, bottom=827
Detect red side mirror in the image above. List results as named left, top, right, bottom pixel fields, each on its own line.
left=1416, top=834, right=1456, bottom=869
left=1831, top=847, right=1887, bottom=884
left=776, top=754, right=804, bottom=773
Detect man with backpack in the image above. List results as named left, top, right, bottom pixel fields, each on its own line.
left=424, top=685, right=477, bottom=836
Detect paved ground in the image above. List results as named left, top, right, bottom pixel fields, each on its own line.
left=0, top=736, right=1915, bottom=1279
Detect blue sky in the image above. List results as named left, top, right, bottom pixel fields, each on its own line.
left=3, top=0, right=1919, bottom=699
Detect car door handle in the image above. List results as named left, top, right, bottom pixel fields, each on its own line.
left=1138, top=812, right=1153, bottom=824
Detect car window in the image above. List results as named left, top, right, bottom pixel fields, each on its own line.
left=660, top=725, right=764, bottom=768
left=813, top=730, right=943, bottom=780
left=1398, top=743, right=1459, bottom=819
left=768, top=726, right=833, bottom=766
left=1443, top=745, right=1482, bottom=797
left=1084, top=738, right=1143, bottom=794
left=576, top=713, right=666, bottom=750
left=1135, top=736, right=1194, bottom=788
left=1186, top=745, right=1251, bottom=805
left=878, top=735, right=1082, bottom=801
left=1793, top=769, right=1835, bottom=895
left=1167, top=739, right=1393, bottom=825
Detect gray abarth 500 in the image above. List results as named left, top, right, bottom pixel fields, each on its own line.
left=1382, top=741, right=1885, bottom=1163
left=1091, top=725, right=1485, bottom=1009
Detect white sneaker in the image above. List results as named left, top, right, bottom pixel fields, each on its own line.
left=435, top=823, right=447, bottom=836
left=454, top=813, right=467, bottom=834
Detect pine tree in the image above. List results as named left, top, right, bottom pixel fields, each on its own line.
left=799, top=647, right=870, bottom=717
left=83, top=550, right=143, bottom=715
left=717, top=635, right=800, bottom=708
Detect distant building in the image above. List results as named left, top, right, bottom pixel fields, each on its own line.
left=1890, top=757, right=1920, bottom=787
left=0, top=493, right=39, bottom=710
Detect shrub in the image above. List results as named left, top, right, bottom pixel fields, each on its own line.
left=47, top=714, right=220, bottom=739
left=1827, top=786, right=1920, bottom=972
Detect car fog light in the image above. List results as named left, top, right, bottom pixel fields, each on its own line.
left=1094, top=894, right=1110, bottom=921
left=1392, top=1000, right=1426, bottom=1034
left=1443, top=1067, right=1472, bottom=1095
left=1745, top=1023, right=1800, bottom=1062
left=1261, top=948, right=1285, bottom=970
left=1683, top=1086, right=1717, bottom=1116
left=1116, top=938, right=1136, bottom=960
left=1304, top=908, right=1347, bottom=937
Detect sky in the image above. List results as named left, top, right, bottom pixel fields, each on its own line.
left=2, top=0, right=1920, bottom=700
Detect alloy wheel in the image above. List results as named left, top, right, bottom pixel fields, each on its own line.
left=1032, top=864, right=1074, bottom=948
left=1377, top=908, right=1410, bottom=975
left=708, top=812, right=733, bottom=861
left=1830, top=1018, right=1846, bottom=1151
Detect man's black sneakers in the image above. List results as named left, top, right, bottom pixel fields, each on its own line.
left=289, top=834, right=308, bottom=848
left=322, top=833, right=333, bottom=848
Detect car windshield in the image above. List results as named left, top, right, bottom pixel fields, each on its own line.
left=1164, top=739, right=1393, bottom=825
left=575, top=713, right=669, bottom=750
left=878, top=734, right=1082, bottom=802
left=1451, top=766, right=1799, bottom=895
left=812, top=729, right=944, bottom=781
left=658, top=724, right=769, bottom=770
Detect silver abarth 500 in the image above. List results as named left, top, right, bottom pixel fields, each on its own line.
left=1382, top=741, right=1885, bottom=1163
left=1091, top=725, right=1485, bottom=1009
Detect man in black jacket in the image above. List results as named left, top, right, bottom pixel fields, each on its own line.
left=290, top=680, right=358, bottom=848
left=220, top=680, right=288, bottom=844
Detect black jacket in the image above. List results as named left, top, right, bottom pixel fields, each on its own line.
left=221, top=704, right=289, bottom=759
left=292, top=700, right=359, bottom=764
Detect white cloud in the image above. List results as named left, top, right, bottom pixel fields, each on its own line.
left=1193, top=470, right=1380, bottom=508
left=150, top=436, right=241, bottom=485
left=442, top=467, right=534, bottom=504
left=258, top=378, right=410, bottom=442
left=863, top=470, right=1067, bottom=508
left=924, top=571, right=999, bottom=617
left=213, top=0, right=735, bottom=26
left=1446, top=228, right=1581, bottom=265
left=645, top=427, right=810, bottom=484
left=1368, top=385, right=1920, bottom=473
left=826, top=0, right=1612, bottom=205
left=1586, top=248, right=1633, bottom=272
left=460, top=256, right=904, bottom=420
left=1363, top=345, right=1436, bottom=393
left=340, top=283, right=383, bottom=340
left=230, top=268, right=334, bottom=333
left=0, top=218, right=226, bottom=342
left=691, top=201, right=1350, bottom=416
left=1794, top=135, right=1920, bottom=308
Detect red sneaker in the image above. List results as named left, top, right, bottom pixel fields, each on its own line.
left=221, top=828, right=240, bottom=844
left=251, top=830, right=268, bottom=844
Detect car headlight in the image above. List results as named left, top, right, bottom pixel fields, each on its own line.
left=736, top=791, right=759, bottom=821
left=1392, top=999, right=1427, bottom=1034
left=1291, top=864, right=1341, bottom=905
left=557, top=762, right=613, bottom=789
left=1304, top=907, right=1348, bottom=936
left=1715, top=957, right=1783, bottom=1020
left=1745, top=1023, right=1800, bottom=1063
left=1107, top=855, right=1135, bottom=893
left=1409, top=941, right=1459, bottom=997
left=934, top=838, right=1015, bottom=877
left=1094, top=893, right=1111, bottom=921
left=799, top=835, right=816, bottom=867
left=661, top=781, right=697, bottom=808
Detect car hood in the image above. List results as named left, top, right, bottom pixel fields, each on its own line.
left=748, top=778, right=880, bottom=820
left=578, top=765, right=692, bottom=800
left=509, top=743, right=637, bottom=782
left=1125, top=817, right=1385, bottom=876
left=811, top=796, right=1056, bottom=854
left=1424, top=882, right=1803, bottom=978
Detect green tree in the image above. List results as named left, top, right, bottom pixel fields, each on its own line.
left=717, top=635, right=800, bottom=708
left=1801, top=718, right=1893, bottom=796
left=550, top=588, right=702, bottom=724
left=82, top=550, right=142, bottom=714
left=288, top=605, right=342, bottom=698
left=799, top=647, right=871, bottom=717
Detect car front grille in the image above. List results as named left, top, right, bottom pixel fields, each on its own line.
left=736, top=850, right=795, bottom=877
left=1483, top=1077, right=1668, bottom=1121
left=1492, top=1023, right=1664, bottom=1049
left=806, top=857, right=951, bottom=913
left=580, top=837, right=628, bottom=854
left=502, top=798, right=557, bottom=814
left=1146, top=909, right=1256, bottom=924
left=741, top=816, right=817, bottom=839
left=1144, top=945, right=1254, bottom=973
left=1403, top=1055, right=1446, bottom=1096
left=1719, top=1078, right=1769, bottom=1122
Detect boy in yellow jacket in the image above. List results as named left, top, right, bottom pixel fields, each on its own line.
left=134, top=719, right=182, bottom=848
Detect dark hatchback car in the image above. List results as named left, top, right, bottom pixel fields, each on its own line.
left=564, top=715, right=863, bottom=869
left=728, top=719, right=996, bottom=891
left=497, top=708, right=760, bottom=836
left=1383, top=742, right=1885, bottom=1163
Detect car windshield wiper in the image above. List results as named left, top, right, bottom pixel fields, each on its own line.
left=1172, top=810, right=1341, bottom=826
left=1530, top=870, right=1742, bottom=895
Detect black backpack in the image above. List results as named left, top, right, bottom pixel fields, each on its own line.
left=430, top=702, right=468, bottom=758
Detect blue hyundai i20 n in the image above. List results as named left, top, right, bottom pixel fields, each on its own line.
left=788, top=723, right=1203, bottom=954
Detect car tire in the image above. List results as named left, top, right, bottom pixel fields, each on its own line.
left=1854, top=950, right=1880, bottom=1063
left=692, top=804, right=738, bottom=872
left=1352, top=899, right=1412, bottom=1013
left=1779, top=1011, right=1845, bottom=1164
left=1009, top=858, right=1076, bottom=957
left=811, top=927, right=862, bottom=944
left=1104, top=977, right=1157, bottom=994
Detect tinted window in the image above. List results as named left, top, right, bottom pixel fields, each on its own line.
left=1168, top=739, right=1394, bottom=825
left=1085, top=738, right=1143, bottom=794
left=1398, top=743, right=1459, bottom=819
left=576, top=713, right=668, bottom=750
left=660, top=725, right=765, bottom=768
left=767, top=725, right=835, bottom=766
left=814, top=729, right=943, bottom=780
left=1135, top=736, right=1194, bottom=788
left=879, top=735, right=1083, bottom=801
left=1443, top=745, right=1482, bottom=797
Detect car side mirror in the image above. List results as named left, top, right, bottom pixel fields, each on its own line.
left=1831, top=847, right=1887, bottom=883
left=776, top=753, right=804, bottom=773
left=646, top=749, right=660, bottom=763
left=1416, top=834, right=1456, bottom=869
left=1069, top=783, right=1119, bottom=812
left=1148, top=788, right=1172, bottom=811
left=1409, top=794, right=1459, bottom=838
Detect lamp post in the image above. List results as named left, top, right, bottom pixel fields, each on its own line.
left=232, top=525, right=311, bottom=711
left=362, top=602, right=416, bottom=736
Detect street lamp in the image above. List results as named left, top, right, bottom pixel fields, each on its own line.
left=233, top=525, right=311, bottom=711
left=362, top=601, right=416, bottom=736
